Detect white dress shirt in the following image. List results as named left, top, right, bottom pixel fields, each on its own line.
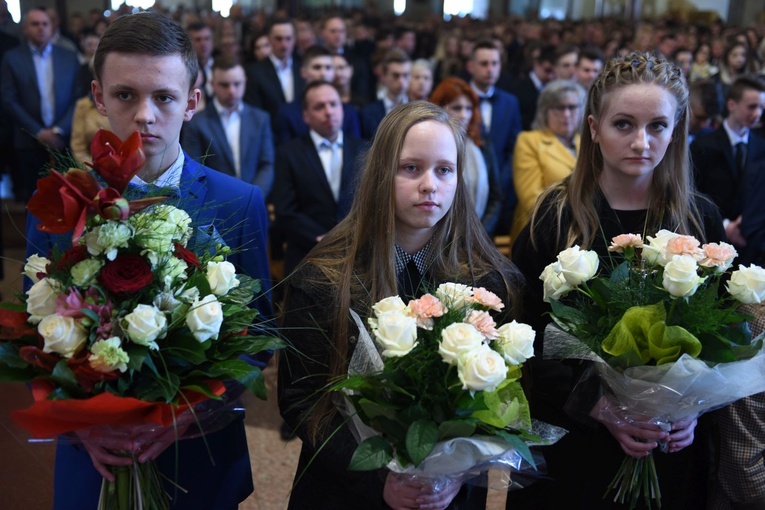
left=310, top=129, right=344, bottom=201
left=213, top=98, right=243, bottom=179
left=269, top=53, right=295, bottom=103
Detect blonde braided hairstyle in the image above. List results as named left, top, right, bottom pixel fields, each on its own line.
left=530, top=51, right=706, bottom=250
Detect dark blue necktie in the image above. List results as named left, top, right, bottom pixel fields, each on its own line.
left=125, top=182, right=181, bottom=199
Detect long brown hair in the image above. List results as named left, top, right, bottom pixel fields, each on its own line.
left=530, top=51, right=705, bottom=250
left=299, top=101, right=521, bottom=441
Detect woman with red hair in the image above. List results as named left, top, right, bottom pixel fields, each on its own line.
left=430, top=77, right=503, bottom=236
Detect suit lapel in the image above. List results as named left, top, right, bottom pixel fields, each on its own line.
left=207, top=108, right=236, bottom=172
left=302, top=137, right=335, bottom=202
left=265, top=60, right=286, bottom=103
left=179, top=157, right=209, bottom=214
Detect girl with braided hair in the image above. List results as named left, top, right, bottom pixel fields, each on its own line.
left=506, top=52, right=725, bottom=509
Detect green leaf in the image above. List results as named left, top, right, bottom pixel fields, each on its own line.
left=406, top=419, right=439, bottom=466
left=0, top=366, right=36, bottom=381
left=549, top=299, right=588, bottom=327
left=348, top=436, right=392, bottom=471
left=50, top=360, right=78, bottom=389
left=163, top=333, right=209, bottom=364
left=239, top=367, right=266, bottom=399
left=471, top=380, right=529, bottom=429
left=359, top=398, right=398, bottom=422
left=0, top=343, right=27, bottom=369
left=212, top=335, right=285, bottom=359
left=126, top=345, right=149, bottom=371
left=438, top=419, right=477, bottom=439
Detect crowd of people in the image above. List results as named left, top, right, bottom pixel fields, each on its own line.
left=2, top=2, right=765, bottom=509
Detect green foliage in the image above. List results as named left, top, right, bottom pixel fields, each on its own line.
left=348, top=436, right=393, bottom=471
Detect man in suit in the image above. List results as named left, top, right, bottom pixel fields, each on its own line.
left=319, top=13, right=372, bottom=108
left=360, top=48, right=411, bottom=140
left=574, top=47, right=605, bottom=91
left=692, top=75, right=765, bottom=265
left=273, top=44, right=360, bottom=148
left=272, top=80, right=364, bottom=275
left=25, top=13, right=271, bottom=510
left=187, top=22, right=215, bottom=106
left=511, top=44, right=556, bottom=131
left=0, top=7, right=80, bottom=203
left=182, top=55, right=274, bottom=196
left=244, top=17, right=304, bottom=128
left=466, top=39, right=523, bottom=234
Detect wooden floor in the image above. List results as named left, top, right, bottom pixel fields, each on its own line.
left=0, top=199, right=508, bottom=509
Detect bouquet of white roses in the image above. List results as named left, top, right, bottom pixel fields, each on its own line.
left=332, top=283, right=565, bottom=491
left=541, top=230, right=765, bottom=509
left=1, top=130, right=283, bottom=509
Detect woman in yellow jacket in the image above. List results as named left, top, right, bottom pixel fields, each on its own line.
left=510, top=79, right=586, bottom=242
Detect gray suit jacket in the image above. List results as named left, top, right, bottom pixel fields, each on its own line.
left=181, top=103, right=275, bottom=196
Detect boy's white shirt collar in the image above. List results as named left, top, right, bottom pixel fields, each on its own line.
left=130, top=146, right=184, bottom=187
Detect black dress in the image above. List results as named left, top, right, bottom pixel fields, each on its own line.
left=505, top=189, right=725, bottom=510
left=278, top=261, right=518, bottom=509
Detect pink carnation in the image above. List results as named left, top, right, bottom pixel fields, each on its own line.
left=469, top=287, right=505, bottom=311
left=408, top=294, right=446, bottom=317
left=665, top=235, right=703, bottom=259
left=699, top=242, right=738, bottom=270
left=465, top=310, right=499, bottom=340
left=408, top=294, right=446, bottom=329
left=608, top=233, right=643, bottom=253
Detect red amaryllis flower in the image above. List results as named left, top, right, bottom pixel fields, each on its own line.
left=88, top=130, right=146, bottom=193
left=92, top=188, right=130, bottom=221
left=0, top=309, right=36, bottom=340
left=98, top=254, right=154, bottom=296
left=19, top=346, right=58, bottom=373
left=27, top=168, right=103, bottom=240
left=174, top=242, right=202, bottom=270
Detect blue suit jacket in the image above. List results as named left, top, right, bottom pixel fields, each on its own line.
left=273, top=100, right=361, bottom=148
left=181, top=103, right=275, bottom=196
left=0, top=43, right=80, bottom=149
left=359, top=99, right=386, bottom=140
left=25, top=157, right=272, bottom=510
left=271, top=134, right=364, bottom=274
left=483, top=88, right=522, bottom=210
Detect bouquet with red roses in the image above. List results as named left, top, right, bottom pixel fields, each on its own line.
left=1, top=130, right=283, bottom=509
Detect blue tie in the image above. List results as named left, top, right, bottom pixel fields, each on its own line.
left=125, top=182, right=181, bottom=199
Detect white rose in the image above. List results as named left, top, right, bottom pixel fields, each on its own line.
left=153, top=290, right=182, bottom=313
left=439, top=322, right=485, bottom=365
left=369, top=296, right=409, bottom=329
left=727, top=265, right=765, bottom=304
left=38, top=314, right=88, bottom=358
left=84, top=221, right=134, bottom=261
left=123, top=304, right=167, bottom=349
left=206, top=261, right=240, bottom=296
left=494, top=321, right=536, bottom=365
left=643, top=229, right=681, bottom=266
left=662, top=254, right=706, bottom=298
left=23, top=254, right=50, bottom=283
left=557, top=246, right=599, bottom=286
left=435, top=282, right=473, bottom=309
left=186, top=294, right=224, bottom=342
left=540, top=262, right=574, bottom=303
left=457, top=343, right=508, bottom=392
left=372, top=310, right=418, bottom=357
left=26, top=278, right=61, bottom=324
left=70, top=258, right=104, bottom=286
left=89, top=337, right=130, bottom=373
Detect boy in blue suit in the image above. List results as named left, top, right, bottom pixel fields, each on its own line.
left=24, top=12, right=272, bottom=510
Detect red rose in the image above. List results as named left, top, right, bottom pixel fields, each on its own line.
left=98, top=254, right=154, bottom=296
left=49, top=245, right=90, bottom=273
left=174, top=242, right=202, bottom=270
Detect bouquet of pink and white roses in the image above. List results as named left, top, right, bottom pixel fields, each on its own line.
left=0, top=130, right=283, bottom=509
left=332, top=283, right=565, bottom=490
left=541, top=230, right=765, bottom=509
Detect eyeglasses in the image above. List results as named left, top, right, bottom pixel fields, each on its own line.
left=551, top=104, right=580, bottom=114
